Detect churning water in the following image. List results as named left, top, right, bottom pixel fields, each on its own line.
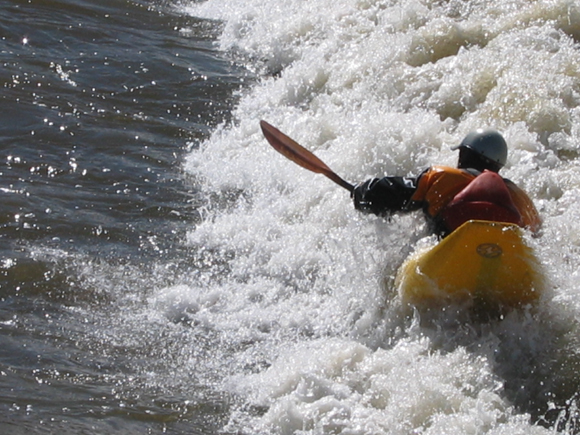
left=2, top=0, right=580, bottom=433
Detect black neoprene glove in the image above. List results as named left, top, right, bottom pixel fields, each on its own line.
left=352, top=176, right=418, bottom=217
left=352, top=178, right=385, bottom=215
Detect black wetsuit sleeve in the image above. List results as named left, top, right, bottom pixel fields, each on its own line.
left=352, top=176, right=419, bottom=217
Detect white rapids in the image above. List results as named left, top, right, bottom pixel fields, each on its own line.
left=154, top=0, right=580, bottom=433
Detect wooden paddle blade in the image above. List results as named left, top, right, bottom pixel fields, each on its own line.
left=260, top=120, right=331, bottom=174
left=260, top=120, right=354, bottom=192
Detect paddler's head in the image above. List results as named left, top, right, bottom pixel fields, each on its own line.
left=452, top=128, right=507, bottom=173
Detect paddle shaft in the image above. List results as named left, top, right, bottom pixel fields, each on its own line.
left=260, top=120, right=354, bottom=192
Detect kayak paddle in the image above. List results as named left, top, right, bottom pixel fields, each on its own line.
left=260, top=120, right=354, bottom=193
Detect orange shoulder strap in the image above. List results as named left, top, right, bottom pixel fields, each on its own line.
left=411, top=166, right=476, bottom=217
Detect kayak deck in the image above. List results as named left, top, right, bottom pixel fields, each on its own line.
left=395, top=220, right=544, bottom=309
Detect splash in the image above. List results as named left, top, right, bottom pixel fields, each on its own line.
left=172, top=0, right=580, bottom=432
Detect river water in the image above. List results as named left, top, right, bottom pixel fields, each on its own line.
left=2, top=0, right=580, bottom=433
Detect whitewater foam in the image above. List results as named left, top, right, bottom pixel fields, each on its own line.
left=169, top=0, right=580, bottom=432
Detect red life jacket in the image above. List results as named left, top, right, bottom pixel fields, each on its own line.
left=439, top=170, right=523, bottom=232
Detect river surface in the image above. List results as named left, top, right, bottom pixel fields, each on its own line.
left=2, top=0, right=580, bottom=434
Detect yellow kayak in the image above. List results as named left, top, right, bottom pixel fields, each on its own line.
left=395, top=220, right=545, bottom=309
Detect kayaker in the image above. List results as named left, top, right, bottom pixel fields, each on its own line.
left=352, top=128, right=542, bottom=236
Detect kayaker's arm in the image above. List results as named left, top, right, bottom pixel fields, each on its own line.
left=351, top=175, right=419, bottom=217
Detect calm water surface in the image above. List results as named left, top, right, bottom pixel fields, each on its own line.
left=1, top=0, right=249, bottom=432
